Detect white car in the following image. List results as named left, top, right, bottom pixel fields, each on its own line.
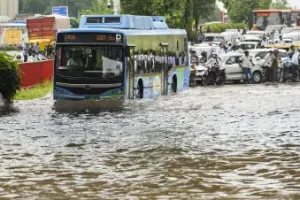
left=189, top=43, right=218, bottom=57
left=242, top=35, right=261, bottom=43
left=248, top=49, right=290, bottom=68
left=238, top=42, right=258, bottom=50
left=246, top=30, right=265, bottom=39
left=203, top=33, right=225, bottom=45
left=219, top=52, right=263, bottom=83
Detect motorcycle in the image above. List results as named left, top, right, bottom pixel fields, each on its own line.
left=190, top=62, right=209, bottom=86
left=205, top=63, right=226, bottom=86
left=280, top=61, right=299, bottom=82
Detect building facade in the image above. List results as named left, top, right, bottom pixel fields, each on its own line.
left=0, top=0, right=19, bottom=19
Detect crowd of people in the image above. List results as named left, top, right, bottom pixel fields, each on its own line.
left=191, top=44, right=300, bottom=84
left=21, top=42, right=54, bottom=63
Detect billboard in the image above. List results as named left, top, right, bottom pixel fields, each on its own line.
left=52, top=6, right=68, bottom=17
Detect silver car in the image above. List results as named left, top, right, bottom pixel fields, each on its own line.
left=219, top=52, right=263, bottom=83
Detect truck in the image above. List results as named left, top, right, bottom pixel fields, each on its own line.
left=26, top=14, right=70, bottom=51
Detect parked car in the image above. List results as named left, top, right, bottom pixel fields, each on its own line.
left=218, top=52, right=263, bottom=83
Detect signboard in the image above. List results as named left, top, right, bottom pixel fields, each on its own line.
left=57, top=33, right=123, bottom=43
left=255, top=12, right=270, bottom=17
left=52, top=6, right=68, bottom=17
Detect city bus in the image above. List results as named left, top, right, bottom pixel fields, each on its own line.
left=53, top=15, right=190, bottom=100
left=252, top=9, right=300, bottom=31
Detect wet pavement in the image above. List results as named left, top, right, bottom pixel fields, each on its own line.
left=1, top=84, right=300, bottom=199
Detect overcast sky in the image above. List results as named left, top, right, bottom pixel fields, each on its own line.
left=287, top=0, right=300, bottom=9
left=217, top=0, right=300, bottom=11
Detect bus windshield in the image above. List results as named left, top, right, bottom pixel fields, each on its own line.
left=56, top=45, right=123, bottom=77
left=254, top=12, right=281, bottom=29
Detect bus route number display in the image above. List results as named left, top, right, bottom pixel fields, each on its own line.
left=256, top=12, right=270, bottom=17
left=61, top=33, right=122, bottom=43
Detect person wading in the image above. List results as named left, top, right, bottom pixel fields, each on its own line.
left=239, top=50, right=254, bottom=84
left=271, top=49, right=280, bottom=83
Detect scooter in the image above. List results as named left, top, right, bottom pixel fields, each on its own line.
left=190, top=62, right=209, bottom=86
left=280, top=61, right=299, bottom=82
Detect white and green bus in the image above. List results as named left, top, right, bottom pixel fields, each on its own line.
left=53, top=15, right=190, bottom=100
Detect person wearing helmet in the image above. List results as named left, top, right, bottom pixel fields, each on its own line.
left=239, top=50, right=254, bottom=84
left=200, top=51, right=208, bottom=63
left=190, top=50, right=199, bottom=64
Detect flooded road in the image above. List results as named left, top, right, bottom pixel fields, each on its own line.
left=1, top=84, right=300, bottom=199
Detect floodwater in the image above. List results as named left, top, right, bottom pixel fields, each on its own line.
left=1, top=84, right=300, bottom=199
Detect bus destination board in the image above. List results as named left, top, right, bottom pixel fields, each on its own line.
left=57, top=33, right=123, bottom=43
left=255, top=12, right=270, bottom=17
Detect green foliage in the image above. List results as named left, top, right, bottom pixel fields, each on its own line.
left=220, top=0, right=272, bottom=23
left=202, top=23, right=247, bottom=33
left=70, top=18, right=79, bottom=28
left=0, top=52, right=21, bottom=102
left=121, top=0, right=186, bottom=29
left=14, top=81, right=52, bottom=100
left=193, top=0, right=217, bottom=29
left=270, top=0, right=290, bottom=9
left=20, top=0, right=99, bottom=17
left=3, top=46, right=18, bottom=51
left=20, top=0, right=49, bottom=14
left=80, top=0, right=113, bottom=15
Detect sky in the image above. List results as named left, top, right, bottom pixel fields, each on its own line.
left=217, top=0, right=300, bottom=12
left=287, top=0, right=300, bottom=9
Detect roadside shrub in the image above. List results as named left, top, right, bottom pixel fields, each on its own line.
left=0, top=52, right=21, bottom=102
left=203, top=23, right=247, bottom=33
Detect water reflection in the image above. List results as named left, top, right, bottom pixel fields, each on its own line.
left=53, top=99, right=125, bottom=114
left=0, top=103, right=19, bottom=117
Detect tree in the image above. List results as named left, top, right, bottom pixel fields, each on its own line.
left=80, top=0, right=113, bottom=15
left=193, top=0, right=216, bottom=30
left=20, top=0, right=49, bottom=14
left=20, top=0, right=98, bottom=17
left=185, top=0, right=194, bottom=39
left=270, top=0, right=290, bottom=9
left=120, top=0, right=186, bottom=29
left=0, top=52, right=20, bottom=102
left=220, top=0, right=272, bottom=23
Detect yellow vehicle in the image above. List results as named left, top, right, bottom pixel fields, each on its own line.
left=28, top=38, right=55, bottom=51
left=265, top=43, right=300, bottom=50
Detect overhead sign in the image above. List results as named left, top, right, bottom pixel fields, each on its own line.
left=52, top=6, right=68, bottom=17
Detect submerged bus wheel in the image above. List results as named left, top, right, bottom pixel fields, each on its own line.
left=172, top=75, right=177, bottom=94
left=137, top=79, right=144, bottom=99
